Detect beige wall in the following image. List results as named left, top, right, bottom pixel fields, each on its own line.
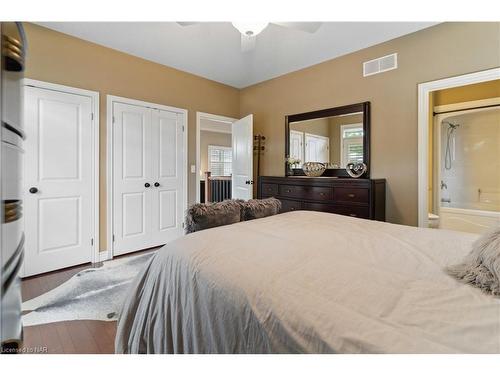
left=23, top=22, right=500, bottom=246
left=200, top=130, right=232, bottom=177
left=240, top=22, right=500, bottom=226
left=23, top=23, right=240, bottom=251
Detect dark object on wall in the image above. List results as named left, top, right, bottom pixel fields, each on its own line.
left=241, top=197, right=281, bottom=221
left=285, top=102, right=370, bottom=178
left=185, top=200, right=243, bottom=234
left=254, top=134, right=266, bottom=179
left=258, top=176, right=385, bottom=221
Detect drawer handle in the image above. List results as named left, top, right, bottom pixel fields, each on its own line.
left=349, top=213, right=357, bottom=217
left=319, top=192, right=325, bottom=196
left=348, top=193, right=356, bottom=198
left=290, top=207, right=295, bottom=211
left=285, top=189, right=291, bottom=193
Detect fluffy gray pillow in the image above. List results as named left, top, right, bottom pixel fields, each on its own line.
left=446, top=226, right=500, bottom=296
left=241, top=197, right=282, bottom=221
left=185, top=200, right=243, bottom=234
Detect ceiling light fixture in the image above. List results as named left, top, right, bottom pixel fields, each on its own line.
left=231, top=22, right=269, bottom=36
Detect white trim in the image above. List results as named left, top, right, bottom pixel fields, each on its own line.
left=98, top=250, right=110, bottom=262
left=106, top=95, right=188, bottom=259
left=196, top=112, right=236, bottom=203
left=21, top=79, right=101, bottom=265
left=417, top=67, right=500, bottom=228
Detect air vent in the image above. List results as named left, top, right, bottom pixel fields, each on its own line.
left=363, top=53, right=398, bottom=77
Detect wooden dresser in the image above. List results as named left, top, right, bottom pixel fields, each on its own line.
left=258, top=176, right=386, bottom=221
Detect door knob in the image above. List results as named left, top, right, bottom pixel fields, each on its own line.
left=144, top=183, right=151, bottom=188
left=29, top=187, right=38, bottom=194
left=154, top=182, right=160, bottom=187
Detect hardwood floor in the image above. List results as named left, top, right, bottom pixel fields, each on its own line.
left=21, top=248, right=158, bottom=354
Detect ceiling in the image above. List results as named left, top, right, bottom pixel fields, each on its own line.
left=37, top=22, right=438, bottom=88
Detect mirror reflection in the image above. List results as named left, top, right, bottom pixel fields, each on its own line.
left=289, top=112, right=364, bottom=169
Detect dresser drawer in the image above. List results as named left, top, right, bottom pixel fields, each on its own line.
left=279, top=185, right=333, bottom=201
left=261, top=183, right=278, bottom=197
left=279, top=199, right=303, bottom=213
left=333, top=187, right=369, bottom=204
left=304, top=202, right=369, bottom=219
left=332, top=205, right=370, bottom=219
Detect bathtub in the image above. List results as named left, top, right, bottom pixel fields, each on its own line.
left=439, top=206, right=500, bottom=234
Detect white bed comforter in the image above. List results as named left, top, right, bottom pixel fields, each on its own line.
left=115, top=211, right=500, bottom=353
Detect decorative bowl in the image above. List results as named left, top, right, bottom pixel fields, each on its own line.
left=302, top=162, right=326, bottom=177
left=346, top=162, right=367, bottom=178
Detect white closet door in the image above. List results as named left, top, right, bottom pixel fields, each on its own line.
left=24, top=87, right=93, bottom=276
left=112, top=102, right=153, bottom=255
left=231, top=114, right=253, bottom=200
left=150, top=109, right=184, bottom=246
left=305, top=133, right=329, bottom=163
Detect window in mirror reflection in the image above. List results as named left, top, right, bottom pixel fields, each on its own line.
left=289, top=112, right=364, bottom=169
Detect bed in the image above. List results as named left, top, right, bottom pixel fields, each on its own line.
left=115, top=211, right=500, bottom=353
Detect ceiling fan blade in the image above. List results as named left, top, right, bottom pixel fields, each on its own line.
left=176, top=22, right=201, bottom=27
left=241, top=34, right=256, bottom=52
left=273, top=22, right=323, bottom=33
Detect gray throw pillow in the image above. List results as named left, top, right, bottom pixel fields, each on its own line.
left=241, top=197, right=282, bottom=221
left=446, top=226, right=500, bottom=296
left=185, top=200, right=242, bottom=234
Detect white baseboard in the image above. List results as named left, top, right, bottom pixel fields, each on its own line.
left=97, top=250, right=111, bottom=262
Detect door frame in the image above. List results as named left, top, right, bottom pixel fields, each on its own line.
left=22, top=78, right=100, bottom=266
left=106, top=95, right=188, bottom=259
left=195, top=112, right=236, bottom=203
left=417, top=67, right=500, bottom=228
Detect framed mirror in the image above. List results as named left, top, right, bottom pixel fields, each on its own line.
left=285, top=102, right=370, bottom=178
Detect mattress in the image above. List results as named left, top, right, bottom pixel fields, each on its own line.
left=115, top=211, right=500, bottom=353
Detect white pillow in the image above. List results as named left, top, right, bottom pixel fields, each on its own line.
left=446, top=226, right=500, bottom=296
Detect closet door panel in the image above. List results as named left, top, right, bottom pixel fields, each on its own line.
left=112, top=102, right=153, bottom=255
left=151, top=109, right=184, bottom=246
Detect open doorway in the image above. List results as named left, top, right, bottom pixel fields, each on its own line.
left=417, top=68, right=500, bottom=230
left=196, top=112, right=236, bottom=203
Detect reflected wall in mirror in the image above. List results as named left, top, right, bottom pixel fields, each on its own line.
left=289, top=112, right=364, bottom=168
left=285, top=102, right=370, bottom=178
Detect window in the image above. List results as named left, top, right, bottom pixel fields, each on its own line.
left=208, top=145, right=232, bottom=176
left=340, top=124, right=364, bottom=167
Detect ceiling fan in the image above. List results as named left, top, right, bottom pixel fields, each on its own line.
left=176, top=22, right=323, bottom=52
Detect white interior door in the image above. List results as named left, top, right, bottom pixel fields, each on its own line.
left=24, top=86, right=94, bottom=276
left=112, top=101, right=185, bottom=256
left=150, top=109, right=184, bottom=246
left=289, top=130, right=304, bottom=166
left=231, top=114, right=253, bottom=200
left=112, top=102, right=153, bottom=256
left=305, top=133, right=329, bottom=163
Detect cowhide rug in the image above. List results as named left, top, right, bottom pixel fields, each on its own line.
left=22, top=251, right=156, bottom=327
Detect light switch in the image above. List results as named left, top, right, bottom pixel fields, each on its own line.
left=190, top=165, right=196, bottom=173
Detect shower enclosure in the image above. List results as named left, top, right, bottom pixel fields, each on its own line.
left=433, top=104, right=500, bottom=234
